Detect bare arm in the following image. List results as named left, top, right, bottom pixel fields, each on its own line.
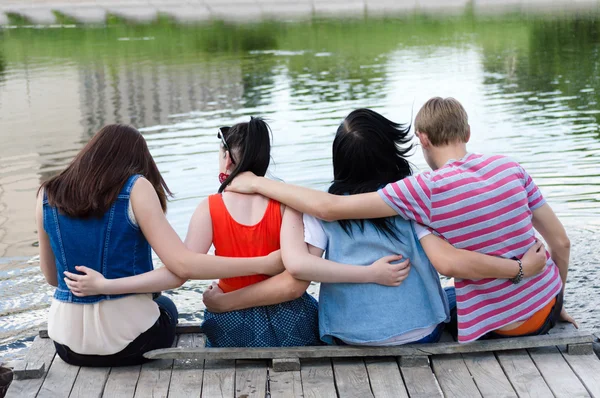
left=36, top=193, right=58, bottom=287
left=202, top=272, right=310, bottom=313
left=532, top=203, right=570, bottom=287
left=281, top=208, right=409, bottom=285
left=132, top=178, right=283, bottom=280
left=420, top=234, right=547, bottom=279
left=227, top=173, right=395, bottom=222
left=65, top=265, right=185, bottom=296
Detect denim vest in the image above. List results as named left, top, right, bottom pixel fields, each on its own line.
left=43, top=174, right=153, bottom=304
left=318, top=217, right=450, bottom=345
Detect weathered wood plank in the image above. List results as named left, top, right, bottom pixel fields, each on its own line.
left=365, top=357, right=409, bottom=398
left=168, top=334, right=204, bottom=398
left=272, top=358, right=301, bottom=372
left=528, top=346, right=590, bottom=397
left=397, top=357, right=443, bottom=398
left=133, top=357, right=173, bottom=398
left=559, top=344, right=600, bottom=398
left=146, top=331, right=594, bottom=360
left=300, top=358, right=337, bottom=398
left=5, top=336, right=57, bottom=398
left=235, top=360, right=267, bottom=398
left=37, top=356, right=80, bottom=398
left=102, top=366, right=141, bottom=398
left=332, top=358, right=373, bottom=398
left=69, top=367, right=110, bottom=398
left=269, top=367, right=303, bottom=398
left=431, top=354, right=482, bottom=398
left=201, top=360, right=235, bottom=398
left=462, top=352, right=517, bottom=398
left=496, top=349, right=553, bottom=398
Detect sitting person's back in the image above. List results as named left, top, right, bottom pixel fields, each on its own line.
left=185, top=118, right=320, bottom=347
left=305, top=213, right=450, bottom=345
left=378, top=98, right=568, bottom=342
left=38, top=124, right=178, bottom=367
left=210, top=192, right=276, bottom=293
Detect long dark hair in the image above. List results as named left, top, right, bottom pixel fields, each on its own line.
left=218, top=117, right=272, bottom=193
left=329, top=108, right=413, bottom=240
left=40, top=124, right=172, bottom=218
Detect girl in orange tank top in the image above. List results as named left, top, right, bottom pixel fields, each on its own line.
left=187, top=118, right=320, bottom=347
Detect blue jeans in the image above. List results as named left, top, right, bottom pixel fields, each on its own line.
left=414, top=287, right=457, bottom=344
left=54, top=295, right=178, bottom=367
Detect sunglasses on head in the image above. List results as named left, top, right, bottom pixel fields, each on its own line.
left=217, top=126, right=235, bottom=164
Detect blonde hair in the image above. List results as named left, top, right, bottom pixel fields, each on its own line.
left=415, top=97, right=469, bottom=146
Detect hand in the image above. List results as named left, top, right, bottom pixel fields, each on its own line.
left=203, top=282, right=228, bottom=313
left=262, top=250, right=285, bottom=276
left=63, top=266, right=107, bottom=297
left=368, top=255, right=410, bottom=286
left=559, top=307, right=578, bottom=329
left=224, top=171, right=259, bottom=194
left=521, top=240, right=547, bottom=278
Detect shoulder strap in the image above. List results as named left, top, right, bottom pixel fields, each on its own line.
left=122, top=175, right=142, bottom=196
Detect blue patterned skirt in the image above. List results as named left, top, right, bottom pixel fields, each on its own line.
left=202, top=292, right=321, bottom=347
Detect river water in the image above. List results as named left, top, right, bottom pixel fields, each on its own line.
left=1, top=14, right=599, bottom=361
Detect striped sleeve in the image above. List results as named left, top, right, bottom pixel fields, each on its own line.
left=377, top=174, right=433, bottom=226
left=518, top=165, right=546, bottom=210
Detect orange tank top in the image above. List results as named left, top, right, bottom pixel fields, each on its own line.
left=208, top=194, right=282, bottom=293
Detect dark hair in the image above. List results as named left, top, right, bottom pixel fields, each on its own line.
left=40, top=124, right=172, bottom=218
left=218, top=117, right=272, bottom=193
left=329, top=108, right=413, bottom=240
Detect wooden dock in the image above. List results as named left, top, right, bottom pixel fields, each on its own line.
left=6, top=323, right=600, bottom=398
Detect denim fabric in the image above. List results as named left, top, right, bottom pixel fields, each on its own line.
left=414, top=287, right=457, bottom=344
left=43, top=174, right=154, bottom=304
left=318, top=218, right=450, bottom=345
left=54, top=295, right=178, bottom=367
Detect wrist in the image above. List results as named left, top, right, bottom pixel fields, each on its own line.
left=252, top=176, right=264, bottom=194
left=510, top=259, right=524, bottom=284
left=364, top=265, right=378, bottom=283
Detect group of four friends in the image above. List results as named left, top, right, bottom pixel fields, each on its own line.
left=37, top=97, right=574, bottom=367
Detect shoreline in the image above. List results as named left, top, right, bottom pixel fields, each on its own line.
left=1, top=0, right=600, bottom=25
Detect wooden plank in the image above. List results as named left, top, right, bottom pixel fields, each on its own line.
left=462, top=352, right=517, bottom=398
left=201, top=360, right=235, bottom=398
left=559, top=345, right=600, bottom=398
left=235, top=360, right=267, bottom=398
left=398, top=357, right=443, bottom=398
left=102, top=366, right=141, bottom=398
left=5, top=336, right=57, bottom=398
left=69, top=367, right=110, bottom=398
left=145, top=331, right=594, bottom=360
left=37, top=356, right=80, bottom=398
left=168, top=334, right=204, bottom=398
left=365, top=357, right=409, bottom=398
left=431, top=354, right=482, bottom=398
left=496, top=349, right=554, bottom=398
left=272, top=358, right=301, bottom=372
left=269, top=367, right=303, bottom=398
left=332, top=358, right=373, bottom=398
left=133, top=357, right=174, bottom=398
left=300, top=358, right=337, bottom=398
left=528, top=346, right=590, bottom=397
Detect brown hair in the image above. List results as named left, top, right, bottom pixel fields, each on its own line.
left=414, top=97, right=469, bottom=146
left=40, top=124, right=172, bottom=218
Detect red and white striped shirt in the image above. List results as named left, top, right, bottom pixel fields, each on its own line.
left=378, top=153, right=562, bottom=342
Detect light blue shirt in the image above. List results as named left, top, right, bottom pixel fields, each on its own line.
left=304, top=214, right=450, bottom=345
